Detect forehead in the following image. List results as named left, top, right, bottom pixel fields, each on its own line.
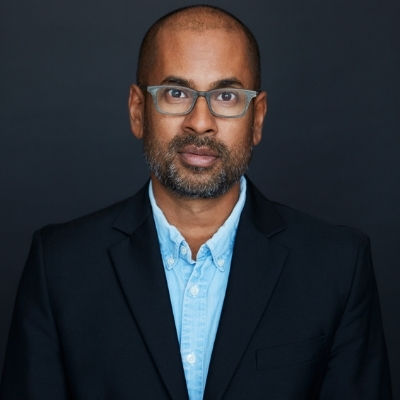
left=149, top=27, right=253, bottom=89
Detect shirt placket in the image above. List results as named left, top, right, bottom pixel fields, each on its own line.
left=181, top=247, right=213, bottom=400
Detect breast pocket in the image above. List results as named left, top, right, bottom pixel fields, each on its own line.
left=256, top=335, right=328, bottom=370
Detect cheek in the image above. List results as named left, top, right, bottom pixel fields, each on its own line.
left=219, top=118, right=253, bottom=149
left=145, top=109, right=183, bottom=143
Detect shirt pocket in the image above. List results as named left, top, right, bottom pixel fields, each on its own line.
left=256, top=335, right=328, bottom=370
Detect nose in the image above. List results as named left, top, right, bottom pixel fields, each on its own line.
left=182, top=95, right=218, bottom=135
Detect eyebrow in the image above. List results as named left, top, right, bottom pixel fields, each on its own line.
left=159, top=76, right=245, bottom=90
left=160, top=76, right=192, bottom=87
left=211, top=78, right=244, bottom=89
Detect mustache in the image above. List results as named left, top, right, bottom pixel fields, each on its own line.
left=168, top=134, right=229, bottom=157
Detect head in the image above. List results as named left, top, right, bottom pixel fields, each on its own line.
left=137, top=6, right=261, bottom=91
left=129, top=5, right=267, bottom=199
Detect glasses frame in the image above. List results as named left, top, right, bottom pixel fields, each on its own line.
left=141, top=85, right=259, bottom=118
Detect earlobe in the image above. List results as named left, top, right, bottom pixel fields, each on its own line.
left=252, top=91, right=267, bottom=146
left=128, top=84, right=145, bottom=139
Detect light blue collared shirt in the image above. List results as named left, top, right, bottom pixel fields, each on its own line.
left=149, top=177, right=247, bottom=400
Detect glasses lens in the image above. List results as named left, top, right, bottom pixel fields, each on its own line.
left=156, top=86, right=194, bottom=114
left=210, top=89, right=248, bottom=117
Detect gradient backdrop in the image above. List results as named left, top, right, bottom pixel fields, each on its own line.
left=1, top=0, right=399, bottom=395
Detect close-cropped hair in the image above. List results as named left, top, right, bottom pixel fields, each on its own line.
left=136, top=5, right=261, bottom=90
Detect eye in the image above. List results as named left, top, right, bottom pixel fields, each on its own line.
left=216, top=91, right=237, bottom=101
left=168, top=88, right=186, bottom=98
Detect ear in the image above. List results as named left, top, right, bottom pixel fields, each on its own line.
left=252, top=91, right=267, bottom=146
left=128, top=84, right=145, bottom=139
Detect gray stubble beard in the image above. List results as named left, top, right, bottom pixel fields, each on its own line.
left=143, top=125, right=253, bottom=199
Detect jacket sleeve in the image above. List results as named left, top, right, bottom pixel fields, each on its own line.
left=0, top=230, right=71, bottom=399
left=318, top=234, right=392, bottom=399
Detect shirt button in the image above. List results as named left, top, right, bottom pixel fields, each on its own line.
left=167, top=257, right=174, bottom=266
left=186, top=353, right=196, bottom=364
left=217, top=259, right=225, bottom=267
left=180, top=246, right=187, bottom=255
left=190, top=285, right=199, bottom=296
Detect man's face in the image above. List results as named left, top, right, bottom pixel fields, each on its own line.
left=138, top=27, right=265, bottom=198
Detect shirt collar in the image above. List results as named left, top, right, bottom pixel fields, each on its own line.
left=149, top=177, right=247, bottom=271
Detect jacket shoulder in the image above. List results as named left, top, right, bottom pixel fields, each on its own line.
left=38, top=182, right=151, bottom=249
left=246, top=181, right=368, bottom=249
left=275, top=201, right=366, bottom=243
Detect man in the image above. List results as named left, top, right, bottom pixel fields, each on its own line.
left=0, top=5, right=391, bottom=399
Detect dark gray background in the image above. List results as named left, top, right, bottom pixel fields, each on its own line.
left=1, top=0, right=399, bottom=396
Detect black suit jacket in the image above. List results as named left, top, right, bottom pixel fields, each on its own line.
left=0, top=180, right=391, bottom=399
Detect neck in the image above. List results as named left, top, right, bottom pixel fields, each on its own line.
left=151, top=175, right=241, bottom=257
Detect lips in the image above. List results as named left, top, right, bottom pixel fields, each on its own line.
left=178, top=145, right=219, bottom=167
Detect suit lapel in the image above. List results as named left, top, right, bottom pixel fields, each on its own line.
left=204, top=181, right=289, bottom=400
left=108, top=186, right=189, bottom=400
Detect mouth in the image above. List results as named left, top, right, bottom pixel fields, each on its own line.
left=178, top=145, right=219, bottom=168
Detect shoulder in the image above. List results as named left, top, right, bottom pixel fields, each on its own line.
left=243, top=181, right=374, bottom=307
left=245, top=179, right=368, bottom=255
left=37, top=182, right=151, bottom=253
left=24, top=184, right=152, bottom=289
left=274, top=201, right=366, bottom=246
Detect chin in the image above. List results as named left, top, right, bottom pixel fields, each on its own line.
left=160, top=165, right=239, bottom=199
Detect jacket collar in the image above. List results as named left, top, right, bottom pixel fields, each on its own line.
left=112, top=182, right=152, bottom=236
left=112, top=178, right=286, bottom=239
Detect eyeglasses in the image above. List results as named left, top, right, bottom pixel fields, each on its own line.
left=142, top=85, right=258, bottom=118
